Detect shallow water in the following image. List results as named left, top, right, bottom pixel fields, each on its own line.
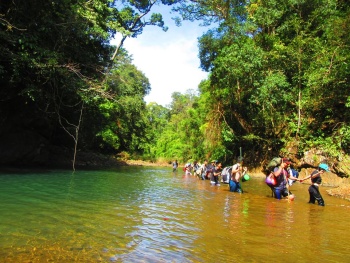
left=0, top=167, right=350, bottom=262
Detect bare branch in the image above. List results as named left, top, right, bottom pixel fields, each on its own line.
left=0, top=15, right=27, bottom=31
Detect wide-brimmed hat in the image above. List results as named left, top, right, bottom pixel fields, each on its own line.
left=319, top=163, right=329, bottom=172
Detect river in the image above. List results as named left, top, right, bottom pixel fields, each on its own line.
left=0, top=166, right=350, bottom=262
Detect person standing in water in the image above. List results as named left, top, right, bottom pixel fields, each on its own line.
left=229, top=158, right=247, bottom=193
left=199, top=159, right=208, bottom=180
left=207, top=160, right=216, bottom=182
left=271, top=158, right=292, bottom=199
left=172, top=160, right=178, bottom=172
left=213, top=161, right=222, bottom=186
left=300, top=163, right=329, bottom=206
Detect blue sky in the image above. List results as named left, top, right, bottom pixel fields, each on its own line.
left=112, top=4, right=210, bottom=107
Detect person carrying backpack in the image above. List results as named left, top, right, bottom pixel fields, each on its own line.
left=193, top=160, right=202, bottom=178
left=229, top=158, right=247, bottom=193
left=198, top=159, right=208, bottom=180
left=268, top=158, right=292, bottom=199
left=184, top=162, right=192, bottom=176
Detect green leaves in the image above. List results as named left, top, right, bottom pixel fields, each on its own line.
left=0, top=0, right=173, bottom=158
left=165, top=0, right=350, bottom=163
left=2, top=0, right=350, bottom=166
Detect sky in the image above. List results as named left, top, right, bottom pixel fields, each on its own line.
left=111, top=5, right=210, bottom=107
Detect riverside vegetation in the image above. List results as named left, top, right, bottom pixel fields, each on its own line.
left=1, top=1, right=350, bottom=198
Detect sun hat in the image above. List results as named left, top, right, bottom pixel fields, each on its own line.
left=319, top=163, right=329, bottom=172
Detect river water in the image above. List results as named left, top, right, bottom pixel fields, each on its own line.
left=0, top=166, right=350, bottom=262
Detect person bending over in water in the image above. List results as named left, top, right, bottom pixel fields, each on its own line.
left=271, top=158, right=292, bottom=199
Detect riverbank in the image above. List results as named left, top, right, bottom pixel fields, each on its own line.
left=123, top=159, right=170, bottom=167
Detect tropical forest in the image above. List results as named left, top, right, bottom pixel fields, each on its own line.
left=1, top=0, right=350, bottom=178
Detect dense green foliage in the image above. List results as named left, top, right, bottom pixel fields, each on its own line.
left=150, top=0, right=350, bottom=166
left=1, top=0, right=349, bottom=169
left=0, top=0, right=174, bottom=166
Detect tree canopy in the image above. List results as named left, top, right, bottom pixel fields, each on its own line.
left=149, top=0, right=350, bottom=167
left=1, top=0, right=349, bottom=172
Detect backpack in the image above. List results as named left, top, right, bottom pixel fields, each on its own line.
left=221, top=166, right=232, bottom=183
left=265, top=157, right=282, bottom=175
left=183, top=163, right=189, bottom=172
left=195, top=166, right=203, bottom=176
left=291, top=168, right=299, bottom=178
left=287, top=168, right=299, bottom=185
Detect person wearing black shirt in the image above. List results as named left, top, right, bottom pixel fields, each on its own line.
left=301, top=163, right=329, bottom=206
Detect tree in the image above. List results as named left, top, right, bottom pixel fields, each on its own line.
left=171, top=0, right=350, bottom=164
left=151, top=90, right=208, bottom=162
left=143, top=102, right=170, bottom=160
left=95, top=49, right=151, bottom=154
left=0, top=0, right=183, bottom=166
left=110, top=0, right=181, bottom=61
left=0, top=0, right=114, bottom=168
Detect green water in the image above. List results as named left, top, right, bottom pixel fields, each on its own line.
left=0, top=167, right=350, bottom=262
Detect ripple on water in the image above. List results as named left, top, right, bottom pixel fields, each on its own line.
left=1, top=169, right=350, bottom=262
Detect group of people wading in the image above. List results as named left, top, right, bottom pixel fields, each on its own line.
left=173, top=157, right=249, bottom=194
left=264, top=157, right=329, bottom=206
left=172, top=157, right=330, bottom=206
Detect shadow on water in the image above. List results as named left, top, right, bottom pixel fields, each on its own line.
left=0, top=167, right=350, bottom=262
